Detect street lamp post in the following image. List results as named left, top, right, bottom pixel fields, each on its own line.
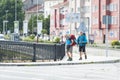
left=37, top=0, right=38, bottom=21
left=37, top=0, right=39, bottom=43
left=87, top=17, right=89, bottom=43
left=32, top=14, right=34, bottom=34
left=15, top=0, right=17, bottom=21
left=5, top=10, right=8, bottom=34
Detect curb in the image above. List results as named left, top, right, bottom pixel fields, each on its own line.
left=0, top=59, right=120, bottom=66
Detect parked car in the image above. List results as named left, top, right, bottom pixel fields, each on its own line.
left=0, top=34, right=5, bottom=41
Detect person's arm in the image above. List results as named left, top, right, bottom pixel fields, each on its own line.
left=70, top=39, right=74, bottom=46
left=76, top=37, right=79, bottom=44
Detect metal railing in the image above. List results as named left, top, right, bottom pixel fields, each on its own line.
left=0, top=41, right=65, bottom=62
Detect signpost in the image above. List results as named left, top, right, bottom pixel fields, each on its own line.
left=78, top=21, right=88, bottom=33
left=103, top=15, right=111, bottom=57
left=14, top=21, right=19, bottom=34
left=37, top=20, right=42, bottom=35
left=65, top=13, right=80, bottom=34
left=3, top=20, right=8, bottom=35
left=65, top=13, right=80, bottom=23
left=23, top=20, right=28, bottom=36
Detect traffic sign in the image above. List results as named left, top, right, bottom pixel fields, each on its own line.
left=65, top=13, right=80, bottom=23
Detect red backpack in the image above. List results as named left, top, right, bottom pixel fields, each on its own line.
left=70, top=35, right=76, bottom=46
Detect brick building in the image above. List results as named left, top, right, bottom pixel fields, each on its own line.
left=91, top=0, right=120, bottom=43
left=50, top=0, right=92, bottom=38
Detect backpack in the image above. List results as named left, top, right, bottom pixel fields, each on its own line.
left=70, top=35, right=76, bottom=46
left=77, top=35, right=87, bottom=45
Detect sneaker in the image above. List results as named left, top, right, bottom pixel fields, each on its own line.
left=67, top=58, right=70, bottom=61
left=79, top=57, right=82, bottom=60
left=67, top=57, right=72, bottom=61
left=85, top=55, right=87, bottom=59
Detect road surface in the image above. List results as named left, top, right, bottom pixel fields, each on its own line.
left=0, top=63, right=119, bottom=80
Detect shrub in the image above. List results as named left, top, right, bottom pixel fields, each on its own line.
left=4, top=35, right=10, bottom=40
left=93, top=43, right=97, bottom=47
left=29, top=34, right=35, bottom=39
left=111, top=40, right=120, bottom=47
left=22, top=37, right=33, bottom=42
left=54, top=37, right=60, bottom=43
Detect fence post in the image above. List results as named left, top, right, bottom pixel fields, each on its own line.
left=62, top=43, right=65, bottom=59
left=54, top=44, right=57, bottom=61
left=32, top=44, right=36, bottom=62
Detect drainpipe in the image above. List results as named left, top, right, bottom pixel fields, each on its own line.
left=119, top=0, right=120, bottom=40
left=75, top=0, right=77, bottom=35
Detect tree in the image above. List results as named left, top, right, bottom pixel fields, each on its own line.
left=28, top=14, right=44, bottom=34
left=28, top=14, right=50, bottom=35
left=41, top=29, right=47, bottom=34
left=43, top=15, right=50, bottom=34
left=0, top=0, right=24, bottom=33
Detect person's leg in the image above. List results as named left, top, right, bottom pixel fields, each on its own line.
left=68, top=46, right=73, bottom=61
left=66, top=45, right=70, bottom=60
left=79, top=52, right=82, bottom=60
left=83, top=46, right=87, bottom=59
left=67, top=52, right=70, bottom=58
left=79, top=46, right=82, bottom=60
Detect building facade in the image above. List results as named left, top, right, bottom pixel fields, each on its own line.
left=50, top=0, right=69, bottom=36
left=44, top=0, right=63, bottom=18
left=69, top=0, right=92, bottom=38
left=25, top=5, right=44, bottom=20
left=23, top=0, right=44, bottom=10
left=91, top=0, right=120, bottom=43
left=23, top=0, right=44, bottom=20
left=50, top=0, right=92, bottom=40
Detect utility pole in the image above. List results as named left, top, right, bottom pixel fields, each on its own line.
left=37, top=0, right=38, bottom=21
left=5, top=10, right=8, bottom=34
left=15, top=0, right=17, bottom=21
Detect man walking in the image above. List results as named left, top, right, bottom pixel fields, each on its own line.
left=65, top=35, right=73, bottom=61
left=77, top=31, right=87, bottom=60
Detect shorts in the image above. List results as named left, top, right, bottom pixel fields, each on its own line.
left=66, top=45, right=72, bottom=53
left=79, top=46, right=86, bottom=52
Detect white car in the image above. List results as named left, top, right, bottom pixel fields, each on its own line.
left=0, top=34, right=5, bottom=41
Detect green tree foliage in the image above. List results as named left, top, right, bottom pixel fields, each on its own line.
left=28, top=14, right=44, bottom=34
left=41, top=29, right=47, bottom=34
left=28, top=14, right=50, bottom=34
left=0, top=0, right=24, bottom=33
left=43, top=15, right=50, bottom=34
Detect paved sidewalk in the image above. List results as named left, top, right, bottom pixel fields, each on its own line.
left=62, top=52, right=120, bottom=63
left=0, top=53, right=119, bottom=66
left=61, top=46, right=120, bottom=64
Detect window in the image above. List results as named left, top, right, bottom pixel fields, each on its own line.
left=78, top=7, right=80, bottom=12
left=71, top=8, right=73, bottom=12
left=109, top=30, right=117, bottom=38
left=31, top=0, right=33, bottom=4
left=111, top=16, right=117, bottom=24
left=84, top=6, right=90, bottom=13
left=102, top=5, right=106, bottom=11
left=108, top=3, right=118, bottom=11
left=80, top=6, right=90, bottom=13
left=92, top=5, right=98, bottom=12
left=92, top=17, right=98, bottom=25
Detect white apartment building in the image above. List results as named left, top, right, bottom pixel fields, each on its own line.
left=23, top=0, right=44, bottom=20
left=44, top=0, right=63, bottom=18
left=68, top=0, right=92, bottom=39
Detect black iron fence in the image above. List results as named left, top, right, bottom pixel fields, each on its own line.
left=0, top=41, right=65, bottom=62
